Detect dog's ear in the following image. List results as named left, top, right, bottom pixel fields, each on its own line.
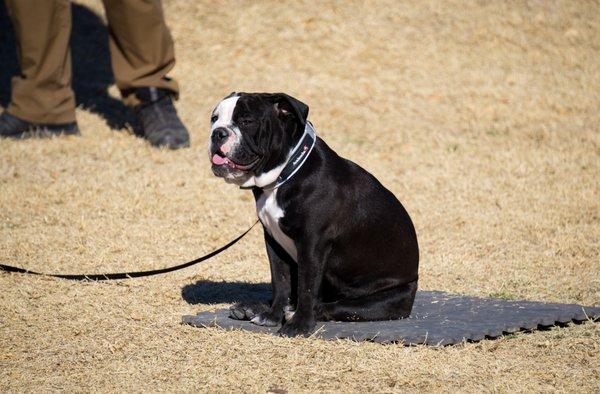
left=273, top=93, right=309, bottom=127
left=223, top=91, right=238, bottom=100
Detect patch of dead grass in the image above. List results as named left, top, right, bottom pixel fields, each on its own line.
left=1, top=0, right=599, bottom=392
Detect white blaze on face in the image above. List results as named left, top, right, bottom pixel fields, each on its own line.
left=209, top=95, right=241, bottom=156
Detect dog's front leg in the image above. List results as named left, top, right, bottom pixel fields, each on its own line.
left=278, top=239, right=328, bottom=337
left=249, top=231, right=295, bottom=326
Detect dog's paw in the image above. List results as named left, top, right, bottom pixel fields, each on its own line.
left=250, top=312, right=280, bottom=327
left=229, top=301, right=268, bottom=320
left=277, top=316, right=316, bottom=337
left=283, top=304, right=296, bottom=322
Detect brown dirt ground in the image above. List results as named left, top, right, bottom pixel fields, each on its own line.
left=1, top=0, right=599, bottom=392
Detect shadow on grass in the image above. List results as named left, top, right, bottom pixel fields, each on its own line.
left=0, top=2, right=134, bottom=130
left=181, top=280, right=272, bottom=305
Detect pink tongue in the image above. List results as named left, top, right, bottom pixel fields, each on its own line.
left=212, top=154, right=229, bottom=165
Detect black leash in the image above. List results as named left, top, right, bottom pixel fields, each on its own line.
left=0, top=221, right=258, bottom=281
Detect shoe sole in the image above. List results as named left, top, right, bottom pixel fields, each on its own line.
left=5, top=127, right=81, bottom=139
left=156, top=140, right=191, bottom=150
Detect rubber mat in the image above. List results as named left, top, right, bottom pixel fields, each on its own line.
left=182, top=290, right=599, bottom=345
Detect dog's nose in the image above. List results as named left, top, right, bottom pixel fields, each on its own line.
left=211, top=127, right=230, bottom=144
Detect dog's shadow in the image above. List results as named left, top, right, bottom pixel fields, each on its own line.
left=181, top=280, right=272, bottom=305
left=0, top=2, right=135, bottom=130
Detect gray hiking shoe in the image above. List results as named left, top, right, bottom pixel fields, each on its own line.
left=134, top=87, right=190, bottom=150
left=0, top=111, right=80, bottom=139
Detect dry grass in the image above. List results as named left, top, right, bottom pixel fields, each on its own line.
left=1, top=0, right=599, bottom=392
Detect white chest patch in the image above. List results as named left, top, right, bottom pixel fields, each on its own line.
left=256, top=189, right=297, bottom=261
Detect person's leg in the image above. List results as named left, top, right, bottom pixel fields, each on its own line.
left=102, top=0, right=189, bottom=149
left=102, top=0, right=178, bottom=104
left=4, top=0, right=77, bottom=126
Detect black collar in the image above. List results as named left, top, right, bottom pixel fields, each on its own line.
left=240, top=121, right=317, bottom=191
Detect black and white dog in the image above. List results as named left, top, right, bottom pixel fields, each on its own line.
left=209, top=92, right=419, bottom=337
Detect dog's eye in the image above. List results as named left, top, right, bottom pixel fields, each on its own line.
left=239, top=118, right=254, bottom=128
left=211, top=114, right=218, bottom=123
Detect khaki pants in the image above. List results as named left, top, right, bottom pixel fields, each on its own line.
left=5, top=0, right=178, bottom=124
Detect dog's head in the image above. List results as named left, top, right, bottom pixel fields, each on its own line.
left=208, top=92, right=309, bottom=187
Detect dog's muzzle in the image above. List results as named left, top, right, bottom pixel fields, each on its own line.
left=210, top=127, right=260, bottom=173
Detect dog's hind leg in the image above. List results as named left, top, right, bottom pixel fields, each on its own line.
left=316, top=279, right=418, bottom=322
